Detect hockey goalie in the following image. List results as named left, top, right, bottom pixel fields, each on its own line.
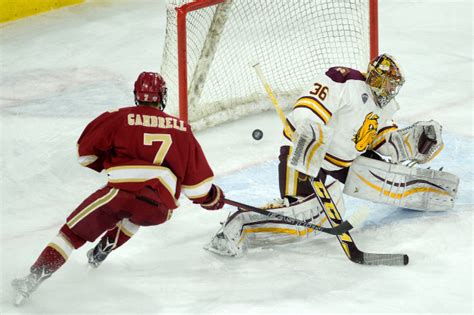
left=205, top=53, right=459, bottom=257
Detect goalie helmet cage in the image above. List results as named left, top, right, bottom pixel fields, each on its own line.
left=161, top=0, right=379, bottom=129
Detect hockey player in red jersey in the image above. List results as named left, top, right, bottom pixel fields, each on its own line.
left=11, top=72, right=225, bottom=305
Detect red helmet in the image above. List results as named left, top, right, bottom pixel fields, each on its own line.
left=134, top=72, right=167, bottom=109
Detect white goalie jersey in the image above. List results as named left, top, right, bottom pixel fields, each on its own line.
left=285, top=66, right=399, bottom=175
left=204, top=66, right=451, bottom=258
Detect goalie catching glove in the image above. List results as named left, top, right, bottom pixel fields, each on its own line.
left=382, top=120, right=443, bottom=164
left=193, top=184, right=225, bottom=210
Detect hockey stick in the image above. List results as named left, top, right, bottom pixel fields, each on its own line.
left=224, top=198, right=364, bottom=236
left=310, top=178, right=409, bottom=265
left=252, top=62, right=409, bottom=265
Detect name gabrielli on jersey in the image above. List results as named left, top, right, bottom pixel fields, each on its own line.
left=127, top=113, right=187, bottom=131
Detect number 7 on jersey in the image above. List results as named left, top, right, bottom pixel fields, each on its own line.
left=144, top=133, right=172, bottom=165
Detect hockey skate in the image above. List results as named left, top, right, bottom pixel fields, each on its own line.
left=11, top=267, right=51, bottom=306
left=87, top=237, right=115, bottom=268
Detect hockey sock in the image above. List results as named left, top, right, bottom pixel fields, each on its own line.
left=30, top=229, right=79, bottom=275
left=30, top=245, right=67, bottom=275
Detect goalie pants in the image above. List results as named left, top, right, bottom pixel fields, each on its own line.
left=278, top=145, right=349, bottom=198
left=29, top=185, right=171, bottom=275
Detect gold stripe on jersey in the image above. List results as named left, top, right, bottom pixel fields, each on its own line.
left=324, top=153, right=354, bottom=168
left=182, top=176, right=214, bottom=199
left=67, top=188, right=119, bottom=228
left=106, top=165, right=178, bottom=205
left=293, top=96, right=332, bottom=125
left=371, top=125, right=398, bottom=150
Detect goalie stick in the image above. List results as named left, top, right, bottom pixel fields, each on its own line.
left=310, top=178, right=409, bottom=265
left=252, top=62, right=409, bottom=266
left=224, top=198, right=366, bottom=236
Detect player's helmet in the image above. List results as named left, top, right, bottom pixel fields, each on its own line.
left=366, top=54, right=405, bottom=108
left=134, top=72, right=167, bottom=109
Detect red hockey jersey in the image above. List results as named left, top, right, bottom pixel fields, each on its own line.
left=77, top=105, right=215, bottom=209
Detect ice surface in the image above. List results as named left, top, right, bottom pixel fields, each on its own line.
left=0, top=0, right=472, bottom=314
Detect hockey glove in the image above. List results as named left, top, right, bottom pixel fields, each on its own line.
left=383, top=120, right=443, bottom=164
left=196, top=184, right=225, bottom=210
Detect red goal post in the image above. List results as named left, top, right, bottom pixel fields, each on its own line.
left=161, top=0, right=379, bottom=128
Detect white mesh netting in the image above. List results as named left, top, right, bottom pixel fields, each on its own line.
left=161, top=0, right=372, bottom=129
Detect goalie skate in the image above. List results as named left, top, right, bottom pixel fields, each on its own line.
left=204, top=212, right=248, bottom=258
left=11, top=268, right=51, bottom=306
left=204, top=229, right=247, bottom=257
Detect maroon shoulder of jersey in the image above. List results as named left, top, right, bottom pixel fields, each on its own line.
left=325, top=67, right=365, bottom=83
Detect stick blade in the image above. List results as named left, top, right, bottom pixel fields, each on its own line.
left=361, top=253, right=409, bottom=266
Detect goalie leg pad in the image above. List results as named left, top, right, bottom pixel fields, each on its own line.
left=247, top=185, right=346, bottom=244
left=243, top=201, right=323, bottom=245
left=343, top=156, right=459, bottom=211
left=205, top=195, right=331, bottom=256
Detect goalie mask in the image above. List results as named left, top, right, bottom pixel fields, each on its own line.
left=134, top=72, right=167, bottom=109
left=366, top=54, right=405, bottom=108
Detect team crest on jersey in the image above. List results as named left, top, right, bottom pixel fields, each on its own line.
left=361, top=93, right=368, bottom=103
left=353, top=112, right=379, bottom=152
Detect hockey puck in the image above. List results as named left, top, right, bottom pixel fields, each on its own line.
left=252, top=129, right=263, bottom=141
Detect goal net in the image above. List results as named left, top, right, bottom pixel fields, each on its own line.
left=161, top=0, right=378, bottom=129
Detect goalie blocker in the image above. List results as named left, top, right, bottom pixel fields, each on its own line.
left=343, top=156, right=459, bottom=211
